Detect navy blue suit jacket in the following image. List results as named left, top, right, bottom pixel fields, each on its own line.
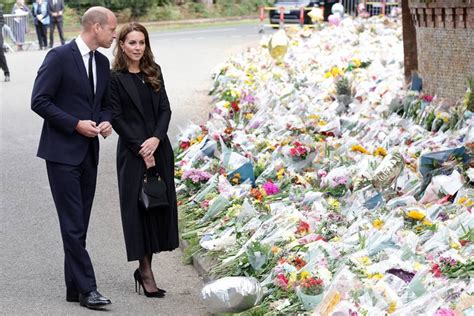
left=31, top=39, right=111, bottom=166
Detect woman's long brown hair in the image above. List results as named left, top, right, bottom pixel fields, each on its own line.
left=112, top=22, right=161, bottom=92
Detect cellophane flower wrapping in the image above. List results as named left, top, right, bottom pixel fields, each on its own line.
left=176, top=15, right=474, bottom=315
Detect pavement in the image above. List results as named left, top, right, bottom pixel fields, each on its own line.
left=0, top=23, right=263, bottom=315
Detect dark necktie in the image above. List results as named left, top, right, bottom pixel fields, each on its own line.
left=88, top=51, right=94, bottom=98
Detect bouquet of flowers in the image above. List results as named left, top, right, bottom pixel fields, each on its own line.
left=298, top=272, right=324, bottom=296
left=289, top=141, right=310, bottom=161
left=181, top=169, right=213, bottom=192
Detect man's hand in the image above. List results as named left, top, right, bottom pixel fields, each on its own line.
left=139, top=137, right=160, bottom=157
left=98, top=121, right=112, bottom=138
left=75, top=120, right=100, bottom=137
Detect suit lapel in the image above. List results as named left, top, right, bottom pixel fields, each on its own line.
left=118, top=73, right=145, bottom=120
left=70, top=40, right=94, bottom=105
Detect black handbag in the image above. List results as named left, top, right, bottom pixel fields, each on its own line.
left=139, top=172, right=169, bottom=211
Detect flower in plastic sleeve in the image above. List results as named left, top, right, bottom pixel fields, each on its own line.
left=373, top=147, right=388, bottom=157
left=372, top=218, right=384, bottom=230
left=387, top=301, right=397, bottom=314
left=351, top=144, right=369, bottom=154
left=274, top=273, right=289, bottom=290
left=263, top=181, right=279, bottom=196
left=407, top=210, right=425, bottom=221
left=434, top=308, right=456, bottom=316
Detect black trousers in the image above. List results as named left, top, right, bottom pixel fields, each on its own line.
left=50, top=18, right=65, bottom=46
left=35, top=22, right=48, bottom=49
left=46, top=144, right=98, bottom=295
left=0, top=32, right=9, bottom=75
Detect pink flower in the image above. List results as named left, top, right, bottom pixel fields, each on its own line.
left=317, top=169, right=327, bottom=178
left=434, top=308, right=456, bottom=316
left=274, top=273, right=289, bottom=290
left=263, top=181, right=279, bottom=195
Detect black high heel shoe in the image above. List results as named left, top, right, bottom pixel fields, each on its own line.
left=133, top=269, right=166, bottom=297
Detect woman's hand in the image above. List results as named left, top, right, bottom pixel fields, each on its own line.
left=143, top=155, right=155, bottom=169
left=139, top=137, right=160, bottom=158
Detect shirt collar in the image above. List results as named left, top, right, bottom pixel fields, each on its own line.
left=75, top=35, right=93, bottom=57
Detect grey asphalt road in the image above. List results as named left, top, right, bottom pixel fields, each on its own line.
left=0, top=23, right=263, bottom=315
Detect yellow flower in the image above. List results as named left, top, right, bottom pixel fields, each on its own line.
left=327, top=197, right=340, bottom=211
left=407, top=210, right=425, bottom=221
left=231, top=173, right=241, bottom=184
left=276, top=168, right=285, bottom=180
left=245, top=113, right=254, bottom=120
left=196, top=135, right=204, bottom=143
left=223, top=101, right=231, bottom=109
left=288, top=272, right=297, bottom=284
left=331, top=67, right=343, bottom=78
left=308, top=114, right=320, bottom=120
left=422, top=219, right=432, bottom=227
left=373, top=147, right=388, bottom=157
left=368, top=273, right=383, bottom=279
left=450, top=242, right=461, bottom=250
left=414, top=262, right=423, bottom=271
left=318, top=120, right=328, bottom=126
left=352, top=58, right=362, bottom=68
left=300, top=271, right=311, bottom=280
left=358, top=256, right=372, bottom=266
left=387, top=301, right=397, bottom=314
left=175, top=169, right=183, bottom=178
left=351, top=144, right=369, bottom=154
left=324, top=71, right=332, bottom=78
left=372, top=219, right=384, bottom=230
left=458, top=196, right=474, bottom=207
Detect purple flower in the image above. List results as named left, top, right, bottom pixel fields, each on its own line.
left=182, top=169, right=213, bottom=183
left=263, top=181, right=279, bottom=195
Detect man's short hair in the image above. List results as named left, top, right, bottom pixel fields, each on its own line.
left=81, top=8, right=109, bottom=29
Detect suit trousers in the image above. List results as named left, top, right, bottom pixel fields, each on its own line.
left=46, top=142, right=98, bottom=294
left=49, top=18, right=65, bottom=46
left=0, top=32, right=9, bottom=75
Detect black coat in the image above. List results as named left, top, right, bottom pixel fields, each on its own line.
left=110, top=69, right=179, bottom=261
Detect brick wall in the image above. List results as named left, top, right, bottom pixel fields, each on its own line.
left=409, top=0, right=474, bottom=100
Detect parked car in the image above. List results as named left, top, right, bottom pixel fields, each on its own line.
left=269, top=0, right=338, bottom=25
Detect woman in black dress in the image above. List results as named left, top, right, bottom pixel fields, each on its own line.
left=110, top=22, right=179, bottom=298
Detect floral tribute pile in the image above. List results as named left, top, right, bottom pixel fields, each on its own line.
left=174, top=17, right=474, bottom=315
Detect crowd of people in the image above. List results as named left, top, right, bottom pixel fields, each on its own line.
left=2, top=0, right=65, bottom=51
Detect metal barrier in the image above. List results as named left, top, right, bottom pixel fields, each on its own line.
left=258, top=0, right=400, bottom=31
left=3, top=13, right=35, bottom=52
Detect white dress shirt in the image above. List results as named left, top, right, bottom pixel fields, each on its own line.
left=75, top=35, right=96, bottom=94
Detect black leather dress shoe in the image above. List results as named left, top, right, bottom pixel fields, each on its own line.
left=66, top=289, right=79, bottom=302
left=79, top=290, right=111, bottom=309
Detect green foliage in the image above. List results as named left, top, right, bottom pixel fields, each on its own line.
left=145, top=5, right=182, bottom=21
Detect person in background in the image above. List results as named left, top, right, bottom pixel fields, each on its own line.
left=12, top=0, right=29, bottom=51
left=48, top=0, right=65, bottom=47
left=31, top=6, right=117, bottom=310
left=0, top=4, right=11, bottom=81
left=110, top=22, right=179, bottom=298
left=32, top=0, right=50, bottom=50
left=3, top=23, right=17, bottom=46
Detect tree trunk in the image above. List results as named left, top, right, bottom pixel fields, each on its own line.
left=402, top=0, right=418, bottom=84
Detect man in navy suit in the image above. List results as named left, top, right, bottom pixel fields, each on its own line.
left=48, top=0, right=65, bottom=47
left=31, top=6, right=116, bottom=309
